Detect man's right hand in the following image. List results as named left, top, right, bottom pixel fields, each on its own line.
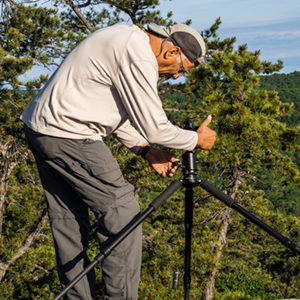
left=196, top=115, right=216, bottom=150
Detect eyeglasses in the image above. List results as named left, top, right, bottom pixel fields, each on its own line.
left=179, top=51, right=207, bottom=75
left=195, top=56, right=207, bottom=66
left=178, top=51, right=187, bottom=76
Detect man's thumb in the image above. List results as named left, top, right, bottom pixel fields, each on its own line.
left=200, top=115, right=212, bottom=128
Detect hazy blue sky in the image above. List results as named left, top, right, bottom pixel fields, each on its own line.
left=23, top=0, right=300, bottom=80
left=159, top=0, right=300, bottom=73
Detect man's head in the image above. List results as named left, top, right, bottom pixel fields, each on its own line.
left=145, top=24, right=206, bottom=80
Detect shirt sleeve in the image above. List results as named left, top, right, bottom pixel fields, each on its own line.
left=113, top=119, right=148, bottom=154
left=114, top=58, right=198, bottom=151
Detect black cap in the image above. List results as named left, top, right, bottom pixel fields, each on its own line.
left=147, top=24, right=206, bottom=66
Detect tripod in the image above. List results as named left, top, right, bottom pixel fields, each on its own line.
left=177, top=120, right=300, bottom=299
left=53, top=126, right=300, bottom=300
left=178, top=149, right=300, bottom=299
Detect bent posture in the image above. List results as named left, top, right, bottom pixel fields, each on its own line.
left=21, top=23, right=216, bottom=300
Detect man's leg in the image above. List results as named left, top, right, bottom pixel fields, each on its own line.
left=67, top=138, right=142, bottom=300
left=28, top=149, right=95, bottom=300
left=96, top=195, right=142, bottom=300
left=25, top=127, right=142, bottom=299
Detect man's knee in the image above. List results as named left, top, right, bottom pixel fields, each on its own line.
left=101, top=198, right=140, bottom=235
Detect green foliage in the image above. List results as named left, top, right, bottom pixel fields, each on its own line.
left=1, top=1, right=299, bottom=299
left=215, top=272, right=277, bottom=299
left=0, top=1, right=181, bottom=299
left=0, top=2, right=77, bottom=299
left=251, top=71, right=300, bottom=216
left=183, top=46, right=298, bottom=183
left=160, top=17, right=300, bottom=298
left=6, top=5, right=66, bottom=65
left=251, top=164, right=300, bottom=216
left=259, top=71, right=300, bottom=127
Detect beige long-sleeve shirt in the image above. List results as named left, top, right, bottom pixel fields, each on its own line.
left=21, top=24, right=198, bottom=154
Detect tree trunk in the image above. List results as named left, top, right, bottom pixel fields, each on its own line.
left=202, top=175, right=241, bottom=300
left=201, top=207, right=231, bottom=300
left=0, top=142, right=16, bottom=234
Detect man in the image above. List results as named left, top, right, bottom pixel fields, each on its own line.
left=21, top=23, right=216, bottom=299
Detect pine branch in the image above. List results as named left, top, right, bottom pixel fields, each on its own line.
left=77, top=0, right=91, bottom=8
left=0, top=141, right=31, bottom=234
left=32, top=264, right=50, bottom=281
left=65, top=0, right=94, bottom=31
left=100, top=0, right=137, bottom=24
left=6, top=0, right=18, bottom=7
left=0, top=209, right=48, bottom=281
left=158, top=87, right=185, bottom=95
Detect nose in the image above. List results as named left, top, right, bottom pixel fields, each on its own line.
left=172, top=73, right=181, bottom=79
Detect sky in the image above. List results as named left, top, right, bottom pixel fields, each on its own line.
left=159, top=0, right=300, bottom=74
left=23, top=0, right=300, bottom=80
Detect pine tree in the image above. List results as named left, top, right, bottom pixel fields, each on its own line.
left=1, top=1, right=299, bottom=298
left=163, top=18, right=300, bottom=299
left=0, top=0, right=178, bottom=298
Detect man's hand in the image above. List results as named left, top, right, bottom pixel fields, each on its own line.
left=144, top=147, right=178, bottom=177
left=196, top=115, right=216, bottom=150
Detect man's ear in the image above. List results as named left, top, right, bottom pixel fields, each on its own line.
left=164, top=45, right=180, bottom=59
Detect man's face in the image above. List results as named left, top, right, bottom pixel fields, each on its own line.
left=156, top=42, right=195, bottom=80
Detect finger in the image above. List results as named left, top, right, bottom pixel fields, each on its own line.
left=171, top=158, right=180, bottom=169
left=169, top=162, right=177, bottom=171
left=168, top=169, right=176, bottom=177
left=168, top=161, right=177, bottom=172
left=168, top=167, right=177, bottom=177
left=199, top=115, right=212, bottom=128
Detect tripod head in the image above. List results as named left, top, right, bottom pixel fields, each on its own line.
left=175, top=120, right=200, bottom=186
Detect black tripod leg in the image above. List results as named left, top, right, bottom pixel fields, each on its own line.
left=52, top=180, right=182, bottom=300
left=199, top=180, right=300, bottom=254
left=184, top=186, right=194, bottom=300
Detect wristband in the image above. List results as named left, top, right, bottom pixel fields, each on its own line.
left=140, top=144, right=151, bottom=159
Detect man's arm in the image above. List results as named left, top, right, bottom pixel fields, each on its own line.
left=113, top=119, right=148, bottom=154
left=114, top=120, right=178, bottom=177
left=115, top=58, right=198, bottom=151
left=136, top=115, right=216, bottom=177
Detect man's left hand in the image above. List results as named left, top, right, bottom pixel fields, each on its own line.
left=144, top=147, right=178, bottom=177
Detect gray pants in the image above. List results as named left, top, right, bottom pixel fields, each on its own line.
left=25, top=126, right=142, bottom=300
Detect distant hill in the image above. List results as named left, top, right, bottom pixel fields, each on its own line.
left=160, top=72, right=300, bottom=215
left=256, top=71, right=300, bottom=216
left=259, top=71, right=300, bottom=127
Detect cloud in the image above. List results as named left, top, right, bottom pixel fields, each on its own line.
left=220, top=17, right=300, bottom=37
left=253, top=30, right=300, bottom=41
left=217, top=17, right=300, bottom=71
